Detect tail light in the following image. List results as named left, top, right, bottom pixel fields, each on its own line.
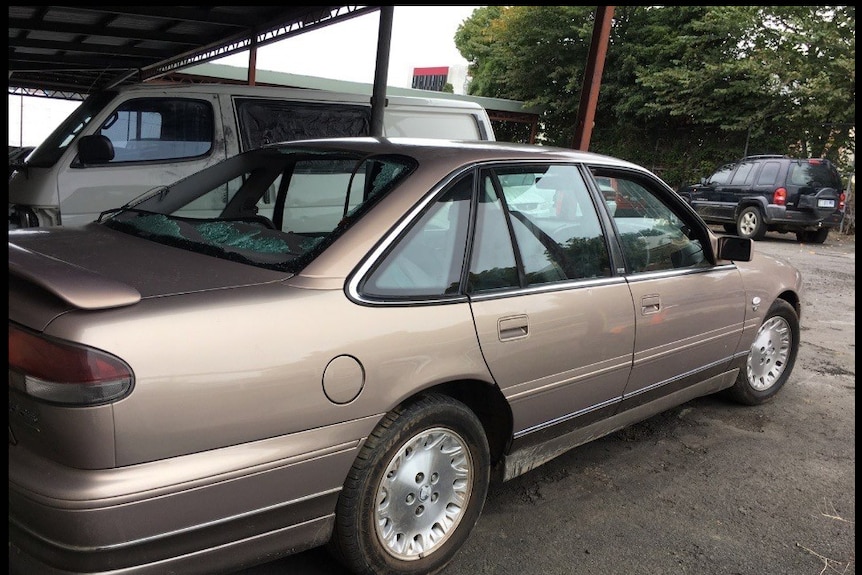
left=839, top=192, right=846, bottom=210
left=8, top=323, right=133, bottom=405
left=772, top=187, right=787, bottom=205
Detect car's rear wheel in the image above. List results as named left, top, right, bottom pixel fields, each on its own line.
left=726, top=300, right=799, bottom=405
left=736, top=206, right=767, bottom=240
left=329, top=393, right=490, bottom=575
left=795, top=229, right=829, bottom=244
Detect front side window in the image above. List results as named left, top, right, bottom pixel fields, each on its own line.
left=91, top=98, right=214, bottom=164
left=594, top=168, right=708, bottom=274
left=707, top=163, right=735, bottom=185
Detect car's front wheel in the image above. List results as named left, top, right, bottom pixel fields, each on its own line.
left=726, top=299, right=799, bottom=405
left=329, top=393, right=491, bottom=575
left=736, top=206, right=767, bottom=240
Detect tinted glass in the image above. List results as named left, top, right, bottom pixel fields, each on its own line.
left=787, top=160, right=843, bottom=188
left=708, top=163, right=735, bottom=185
left=730, top=161, right=757, bottom=185
left=755, top=161, right=781, bottom=186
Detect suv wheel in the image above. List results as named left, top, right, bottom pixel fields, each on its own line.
left=796, top=229, right=829, bottom=244
left=736, top=206, right=767, bottom=240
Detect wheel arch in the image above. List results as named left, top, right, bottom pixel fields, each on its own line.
left=776, top=289, right=801, bottom=321
left=733, top=196, right=770, bottom=219
left=398, top=380, right=513, bottom=468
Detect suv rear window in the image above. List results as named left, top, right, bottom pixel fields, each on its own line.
left=786, top=160, right=842, bottom=189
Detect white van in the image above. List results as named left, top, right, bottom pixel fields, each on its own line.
left=8, top=83, right=495, bottom=228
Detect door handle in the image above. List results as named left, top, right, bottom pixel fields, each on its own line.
left=641, top=294, right=661, bottom=315
left=498, top=315, right=529, bottom=341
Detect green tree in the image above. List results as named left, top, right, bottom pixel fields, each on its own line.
left=457, top=6, right=855, bottom=189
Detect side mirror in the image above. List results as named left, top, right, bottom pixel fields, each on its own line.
left=716, top=236, right=752, bottom=262
left=77, top=135, right=115, bottom=164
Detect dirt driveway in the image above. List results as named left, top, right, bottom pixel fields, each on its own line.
left=237, top=231, right=856, bottom=575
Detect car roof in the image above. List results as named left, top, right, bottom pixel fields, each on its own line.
left=261, top=137, right=646, bottom=172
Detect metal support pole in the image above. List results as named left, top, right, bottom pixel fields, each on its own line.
left=370, top=7, right=394, bottom=138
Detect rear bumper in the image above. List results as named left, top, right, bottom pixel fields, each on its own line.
left=764, top=205, right=843, bottom=229
left=8, top=416, right=378, bottom=575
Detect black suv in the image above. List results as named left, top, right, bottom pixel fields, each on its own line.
left=680, top=155, right=846, bottom=243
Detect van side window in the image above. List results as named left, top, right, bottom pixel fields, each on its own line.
left=235, top=99, right=371, bottom=150
left=95, top=98, right=214, bottom=163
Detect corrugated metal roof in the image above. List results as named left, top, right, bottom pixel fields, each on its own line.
left=8, top=5, right=378, bottom=98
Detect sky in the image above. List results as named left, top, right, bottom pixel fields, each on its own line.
left=8, top=6, right=482, bottom=147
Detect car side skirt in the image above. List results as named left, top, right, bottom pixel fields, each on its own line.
left=499, top=367, right=739, bottom=482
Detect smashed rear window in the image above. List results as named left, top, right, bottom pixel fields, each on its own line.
left=102, top=146, right=416, bottom=272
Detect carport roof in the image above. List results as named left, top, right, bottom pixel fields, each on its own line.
left=8, top=5, right=379, bottom=99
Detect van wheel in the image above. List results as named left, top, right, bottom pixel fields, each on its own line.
left=726, top=300, right=799, bottom=406
left=796, top=229, right=829, bottom=244
left=328, top=394, right=490, bottom=575
left=736, top=207, right=767, bottom=240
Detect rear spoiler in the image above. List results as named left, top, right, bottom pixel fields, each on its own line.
left=9, top=243, right=141, bottom=310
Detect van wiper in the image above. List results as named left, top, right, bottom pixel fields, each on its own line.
left=97, top=207, right=126, bottom=222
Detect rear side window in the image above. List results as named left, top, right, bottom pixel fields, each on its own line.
left=756, top=161, right=781, bottom=186
left=235, top=98, right=371, bottom=150
left=95, top=98, right=214, bottom=163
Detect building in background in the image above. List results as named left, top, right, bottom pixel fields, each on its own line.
left=411, top=65, right=468, bottom=94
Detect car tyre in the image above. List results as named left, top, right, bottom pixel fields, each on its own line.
left=328, top=393, right=490, bottom=575
left=796, top=229, right=829, bottom=244
left=726, top=300, right=799, bottom=406
left=736, top=206, right=767, bottom=240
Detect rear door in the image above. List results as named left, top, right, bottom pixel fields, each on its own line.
left=467, top=163, right=635, bottom=437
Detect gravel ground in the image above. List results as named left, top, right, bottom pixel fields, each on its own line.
left=237, top=229, right=856, bottom=575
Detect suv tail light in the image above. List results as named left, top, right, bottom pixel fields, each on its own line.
left=8, top=323, right=133, bottom=405
left=839, top=191, right=846, bottom=210
left=773, top=187, right=787, bottom=205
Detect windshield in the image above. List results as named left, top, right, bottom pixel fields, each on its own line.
left=24, top=91, right=118, bottom=168
left=102, top=145, right=417, bottom=272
